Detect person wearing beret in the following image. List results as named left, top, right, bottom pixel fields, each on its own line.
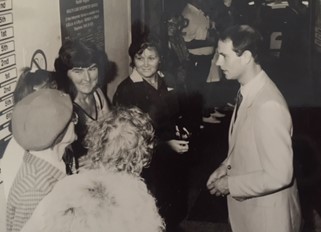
left=54, top=39, right=111, bottom=174
left=2, top=68, right=57, bottom=200
left=6, top=89, right=77, bottom=232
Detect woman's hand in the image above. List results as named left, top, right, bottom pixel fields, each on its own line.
left=166, top=139, right=189, bottom=154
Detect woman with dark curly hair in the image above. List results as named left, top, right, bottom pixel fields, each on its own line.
left=113, top=34, right=190, bottom=231
left=54, top=39, right=111, bottom=174
left=84, top=106, right=155, bottom=176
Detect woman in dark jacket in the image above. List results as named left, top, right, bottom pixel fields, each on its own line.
left=113, top=34, right=190, bottom=231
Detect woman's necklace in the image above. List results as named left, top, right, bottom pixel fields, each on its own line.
left=75, top=94, right=96, bottom=118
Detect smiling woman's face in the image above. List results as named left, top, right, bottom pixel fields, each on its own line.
left=134, top=47, right=160, bottom=79
left=67, top=63, right=98, bottom=94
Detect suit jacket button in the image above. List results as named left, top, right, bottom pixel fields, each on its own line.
left=227, top=165, right=231, bottom=170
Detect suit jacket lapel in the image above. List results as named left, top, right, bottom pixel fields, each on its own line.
left=227, top=71, right=269, bottom=158
left=228, top=107, right=237, bottom=153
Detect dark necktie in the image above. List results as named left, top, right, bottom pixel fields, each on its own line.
left=234, top=91, right=243, bottom=122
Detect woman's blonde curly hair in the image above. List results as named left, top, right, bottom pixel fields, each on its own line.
left=85, top=106, right=155, bottom=175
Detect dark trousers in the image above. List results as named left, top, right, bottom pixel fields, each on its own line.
left=142, top=144, right=189, bottom=230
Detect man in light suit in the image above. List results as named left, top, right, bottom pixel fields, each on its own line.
left=206, top=25, right=301, bottom=232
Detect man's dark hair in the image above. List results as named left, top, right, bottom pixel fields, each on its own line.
left=219, top=25, right=263, bottom=64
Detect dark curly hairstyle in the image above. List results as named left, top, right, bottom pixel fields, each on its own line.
left=54, top=39, right=103, bottom=100
left=84, top=106, right=155, bottom=176
left=128, top=33, right=163, bottom=68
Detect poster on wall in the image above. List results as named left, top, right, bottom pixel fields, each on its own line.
left=0, top=0, right=16, bottom=158
left=59, top=0, right=105, bottom=50
left=315, top=0, right=321, bottom=53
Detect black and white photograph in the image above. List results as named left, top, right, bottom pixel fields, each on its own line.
left=0, top=0, right=321, bottom=231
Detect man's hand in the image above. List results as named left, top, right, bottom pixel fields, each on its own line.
left=207, top=164, right=229, bottom=196
left=207, top=164, right=227, bottom=182
left=208, top=176, right=229, bottom=196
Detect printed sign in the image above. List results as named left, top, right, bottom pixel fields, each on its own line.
left=60, top=0, right=105, bottom=50
left=0, top=40, right=14, bottom=56
left=0, top=0, right=14, bottom=158
left=0, top=53, right=15, bottom=70
left=0, top=67, right=16, bottom=83
left=0, top=0, right=12, bottom=12
left=0, top=80, right=16, bottom=99
left=0, top=27, right=13, bottom=41
left=0, top=107, right=12, bottom=126
left=0, top=13, right=13, bottom=27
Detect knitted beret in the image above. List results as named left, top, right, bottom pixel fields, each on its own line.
left=12, top=89, right=73, bottom=151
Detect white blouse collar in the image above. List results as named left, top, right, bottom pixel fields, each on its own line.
left=129, top=68, right=164, bottom=83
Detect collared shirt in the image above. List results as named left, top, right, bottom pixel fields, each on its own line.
left=129, top=68, right=165, bottom=83
left=238, top=70, right=266, bottom=113
left=6, top=152, right=66, bottom=232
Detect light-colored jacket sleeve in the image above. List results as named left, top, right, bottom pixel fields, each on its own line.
left=228, top=101, right=293, bottom=198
